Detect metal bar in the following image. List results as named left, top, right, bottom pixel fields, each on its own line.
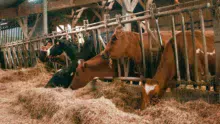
left=157, top=0, right=202, bottom=11
left=189, top=11, right=199, bottom=82
left=7, top=48, right=13, bottom=69
left=0, top=26, right=2, bottom=45
left=10, top=27, right=13, bottom=42
left=213, top=0, right=220, bottom=95
left=17, top=45, right=24, bottom=67
left=138, top=21, right=146, bottom=77
left=148, top=29, right=153, bottom=77
left=3, top=29, right=5, bottom=44
left=155, top=18, right=163, bottom=47
left=43, top=0, right=48, bottom=34
left=3, top=50, right=8, bottom=69
left=180, top=13, right=191, bottom=82
left=22, top=43, right=29, bottom=68
left=199, top=9, right=210, bottom=89
left=0, top=3, right=211, bottom=49
left=126, top=58, right=130, bottom=77
left=117, top=59, right=121, bottom=77
left=13, top=46, right=20, bottom=67
left=97, top=76, right=215, bottom=86
left=92, top=30, right=98, bottom=54
left=97, top=29, right=106, bottom=48
left=171, top=15, right=181, bottom=81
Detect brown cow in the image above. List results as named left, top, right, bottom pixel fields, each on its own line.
left=70, top=54, right=114, bottom=90
left=141, top=30, right=215, bottom=108
left=101, top=26, right=174, bottom=64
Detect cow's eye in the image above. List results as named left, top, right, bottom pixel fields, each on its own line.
left=111, top=35, right=117, bottom=44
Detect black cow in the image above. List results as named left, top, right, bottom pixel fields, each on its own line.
left=44, top=35, right=97, bottom=88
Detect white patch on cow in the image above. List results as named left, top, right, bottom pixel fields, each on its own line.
left=78, top=60, right=81, bottom=65
left=46, top=45, right=53, bottom=56
left=144, top=84, right=156, bottom=94
left=196, top=48, right=201, bottom=54
left=196, top=48, right=215, bottom=56
left=70, top=72, right=74, bottom=76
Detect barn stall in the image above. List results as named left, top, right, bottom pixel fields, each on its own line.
left=0, top=0, right=220, bottom=124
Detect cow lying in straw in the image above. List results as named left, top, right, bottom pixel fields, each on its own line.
left=39, top=35, right=96, bottom=88
left=141, top=30, right=215, bottom=108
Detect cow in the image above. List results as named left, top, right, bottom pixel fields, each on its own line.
left=141, top=30, right=215, bottom=108
left=100, top=26, right=175, bottom=77
left=39, top=39, right=67, bottom=65
left=70, top=54, right=115, bottom=90
left=43, top=35, right=97, bottom=88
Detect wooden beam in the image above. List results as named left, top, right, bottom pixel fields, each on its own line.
left=91, top=9, right=102, bottom=20
left=28, top=14, right=41, bottom=38
left=0, top=0, right=105, bottom=19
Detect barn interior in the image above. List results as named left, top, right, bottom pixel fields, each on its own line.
left=0, top=0, right=220, bottom=124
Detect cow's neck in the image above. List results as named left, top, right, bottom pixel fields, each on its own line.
left=61, top=44, right=77, bottom=61
left=152, top=43, right=177, bottom=92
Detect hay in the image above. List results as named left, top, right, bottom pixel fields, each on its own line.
left=16, top=88, right=148, bottom=124
left=0, top=63, right=220, bottom=124
left=74, top=80, right=143, bottom=112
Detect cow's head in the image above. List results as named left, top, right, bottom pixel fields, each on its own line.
left=101, top=26, right=127, bottom=59
left=39, top=39, right=53, bottom=62
left=101, top=26, right=141, bottom=63
left=39, top=39, right=66, bottom=65
left=70, top=61, right=93, bottom=90
left=47, top=39, right=65, bottom=57
left=141, top=79, right=160, bottom=109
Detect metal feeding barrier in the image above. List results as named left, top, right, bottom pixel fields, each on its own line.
left=0, top=0, right=220, bottom=97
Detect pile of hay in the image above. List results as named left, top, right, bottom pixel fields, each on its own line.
left=0, top=62, right=220, bottom=124
left=16, top=88, right=147, bottom=124
left=14, top=80, right=220, bottom=124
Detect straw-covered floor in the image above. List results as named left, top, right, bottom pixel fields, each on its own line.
left=0, top=62, right=219, bottom=124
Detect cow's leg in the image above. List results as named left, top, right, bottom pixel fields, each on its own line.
left=141, top=87, right=149, bottom=109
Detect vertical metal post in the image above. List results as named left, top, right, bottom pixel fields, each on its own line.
left=5, top=29, right=7, bottom=44
left=3, top=29, right=5, bottom=44
left=146, top=20, right=153, bottom=77
left=180, top=13, right=191, bottom=82
left=189, top=11, right=199, bottom=82
left=171, top=15, right=181, bottom=81
left=0, top=25, right=2, bottom=45
left=199, top=9, right=210, bottom=90
left=213, top=1, right=220, bottom=101
left=104, top=14, right=110, bottom=42
left=117, top=59, right=121, bottom=77
left=43, top=0, right=48, bottom=34
left=115, top=14, right=122, bottom=77
left=3, top=49, right=8, bottom=69
left=155, top=19, right=163, bottom=47
left=138, top=21, right=146, bottom=77
left=92, top=30, right=98, bottom=54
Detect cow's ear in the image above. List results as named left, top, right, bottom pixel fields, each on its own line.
left=83, top=62, right=87, bottom=68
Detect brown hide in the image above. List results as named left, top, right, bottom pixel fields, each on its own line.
left=103, top=26, right=173, bottom=64
left=142, top=30, right=215, bottom=107
left=70, top=54, right=114, bottom=90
